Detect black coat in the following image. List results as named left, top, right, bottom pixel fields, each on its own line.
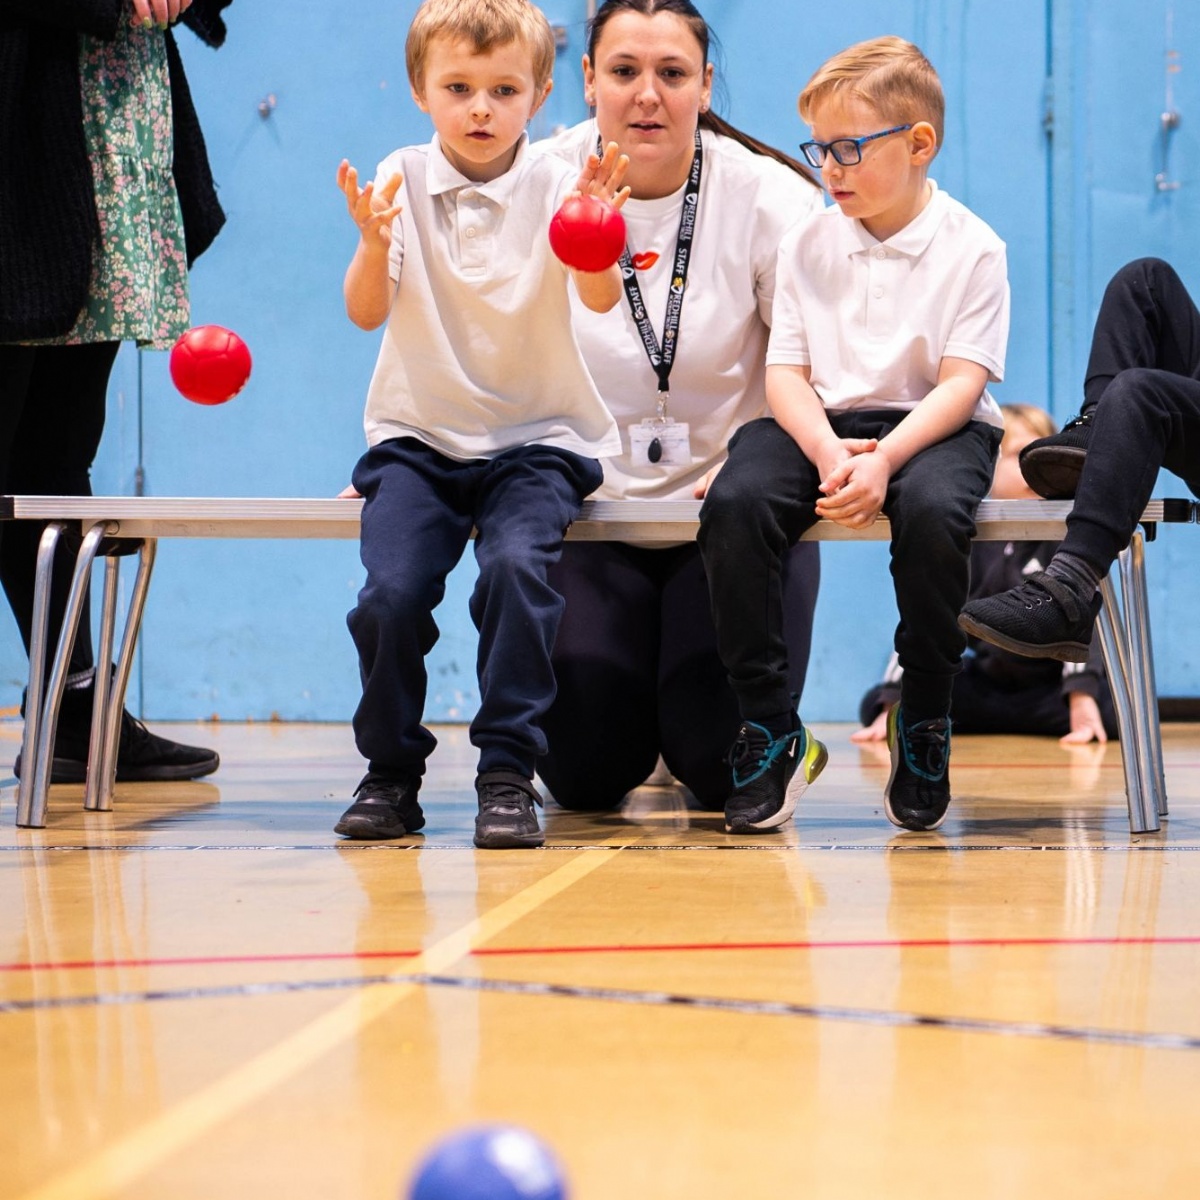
left=0, top=0, right=232, bottom=341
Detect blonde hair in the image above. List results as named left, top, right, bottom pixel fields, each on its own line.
left=1000, top=403, right=1057, bottom=441
left=406, top=0, right=557, bottom=94
left=799, top=36, right=945, bottom=152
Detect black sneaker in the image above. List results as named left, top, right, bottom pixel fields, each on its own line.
left=724, top=719, right=828, bottom=835
left=884, top=705, right=952, bottom=832
left=14, top=707, right=219, bottom=784
left=958, top=571, right=1102, bottom=663
left=474, top=770, right=544, bottom=849
left=1018, top=410, right=1094, bottom=498
left=334, top=772, right=425, bottom=840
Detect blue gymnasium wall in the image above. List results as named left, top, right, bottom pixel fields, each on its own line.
left=2, top=0, right=1197, bottom=721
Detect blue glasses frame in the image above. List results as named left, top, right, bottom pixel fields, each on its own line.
left=798, top=124, right=913, bottom=168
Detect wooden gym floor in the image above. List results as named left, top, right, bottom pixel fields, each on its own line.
left=1, top=719, right=1199, bottom=1199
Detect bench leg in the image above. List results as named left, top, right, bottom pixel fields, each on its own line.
left=1097, top=569, right=1160, bottom=834
left=16, top=523, right=65, bottom=828
left=89, top=539, right=157, bottom=813
left=83, top=557, right=120, bottom=813
left=1120, top=535, right=1168, bottom=817
left=18, top=523, right=110, bottom=829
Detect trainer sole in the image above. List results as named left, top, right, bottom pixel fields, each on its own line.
left=1018, top=446, right=1085, bottom=500
left=333, top=814, right=410, bottom=840
left=957, top=611, right=1091, bottom=664
left=473, top=829, right=545, bottom=850
left=726, top=740, right=829, bottom=834
left=13, top=752, right=220, bottom=786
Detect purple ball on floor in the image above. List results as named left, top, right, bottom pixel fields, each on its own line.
left=408, top=1125, right=568, bottom=1200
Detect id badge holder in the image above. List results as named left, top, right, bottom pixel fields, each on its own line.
left=630, top=418, right=691, bottom=466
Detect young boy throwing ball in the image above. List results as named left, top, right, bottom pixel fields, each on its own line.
left=334, top=0, right=629, bottom=849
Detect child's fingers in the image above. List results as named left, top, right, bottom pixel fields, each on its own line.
left=339, top=162, right=362, bottom=204
left=819, top=463, right=852, bottom=494
left=610, top=184, right=632, bottom=211
left=378, top=172, right=404, bottom=204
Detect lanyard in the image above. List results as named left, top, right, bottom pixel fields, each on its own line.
left=607, top=130, right=704, bottom=421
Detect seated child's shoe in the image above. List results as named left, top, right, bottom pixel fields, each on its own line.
left=884, top=705, right=952, bottom=832
left=474, top=770, right=544, bottom=849
left=334, top=772, right=424, bottom=840
left=1017, top=410, right=1094, bottom=499
left=958, top=572, right=1102, bottom=663
left=724, top=719, right=827, bottom=835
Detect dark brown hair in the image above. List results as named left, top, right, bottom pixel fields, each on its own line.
left=587, top=0, right=821, bottom=188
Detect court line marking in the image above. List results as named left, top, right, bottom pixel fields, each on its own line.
left=5, top=933, right=1200, bottom=975
left=4, top=970, right=1198, bottom=1055
left=3, top=841, right=1199, bottom=853
left=13, top=845, right=621, bottom=1200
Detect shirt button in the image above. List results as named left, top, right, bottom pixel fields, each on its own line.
left=875, top=249, right=887, bottom=260
left=873, top=287, right=884, bottom=298
left=465, top=228, right=477, bottom=238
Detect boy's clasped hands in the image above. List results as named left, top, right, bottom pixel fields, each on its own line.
left=813, top=435, right=883, bottom=529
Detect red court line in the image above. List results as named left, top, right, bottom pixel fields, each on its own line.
left=4, top=934, right=1200, bottom=974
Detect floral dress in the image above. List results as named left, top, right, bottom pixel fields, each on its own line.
left=43, top=17, right=190, bottom=349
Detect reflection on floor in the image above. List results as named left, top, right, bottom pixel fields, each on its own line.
left=2, top=720, right=1199, bottom=1199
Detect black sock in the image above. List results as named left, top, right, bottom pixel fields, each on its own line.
left=758, top=711, right=799, bottom=740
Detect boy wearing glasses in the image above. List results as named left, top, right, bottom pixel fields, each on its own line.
left=698, top=36, right=1009, bottom=833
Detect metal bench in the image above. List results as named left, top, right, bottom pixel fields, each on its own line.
left=2, top=494, right=1193, bottom=834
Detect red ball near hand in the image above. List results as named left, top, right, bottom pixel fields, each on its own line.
left=548, top=195, right=627, bottom=273
left=169, top=325, right=252, bottom=405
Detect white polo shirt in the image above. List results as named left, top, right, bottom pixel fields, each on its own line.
left=537, top=120, right=826, bottom=500
left=362, top=134, right=622, bottom=461
left=767, top=181, right=1008, bottom=429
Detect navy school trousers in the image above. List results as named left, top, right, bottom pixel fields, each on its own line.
left=348, top=436, right=603, bottom=781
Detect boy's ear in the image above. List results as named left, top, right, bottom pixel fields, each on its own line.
left=530, top=77, right=553, bottom=118
left=411, top=83, right=430, bottom=113
left=910, top=121, right=938, bottom=163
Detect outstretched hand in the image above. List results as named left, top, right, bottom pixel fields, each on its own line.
left=572, top=141, right=632, bottom=210
left=338, top=160, right=404, bottom=248
left=1060, top=692, right=1109, bottom=745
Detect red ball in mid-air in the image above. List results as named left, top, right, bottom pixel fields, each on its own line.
left=548, top=195, right=626, bottom=273
left=169, top=325, right=252, bottom=405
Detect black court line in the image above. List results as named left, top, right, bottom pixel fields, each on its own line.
left=1, top=842, right=1198, bottom=853
left=3, top=970, right=1199, bottom=1053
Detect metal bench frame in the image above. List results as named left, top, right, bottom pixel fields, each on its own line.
left=3, top=495, right=1193, bottom=834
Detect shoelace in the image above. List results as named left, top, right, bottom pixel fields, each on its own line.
left=728, top=723, right=797, bottom=787
left=479, top=783, right=534, bottom=814
left=902, top=721, right=949, bottom=780
left=355, top=774, right=415, bottom=806
left=1019, top=573, right=1092, bottom=622
left=119, top=711, right=156, bottom=752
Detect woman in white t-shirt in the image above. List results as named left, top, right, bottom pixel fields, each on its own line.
left=536, top=0, right=826, bottom=811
